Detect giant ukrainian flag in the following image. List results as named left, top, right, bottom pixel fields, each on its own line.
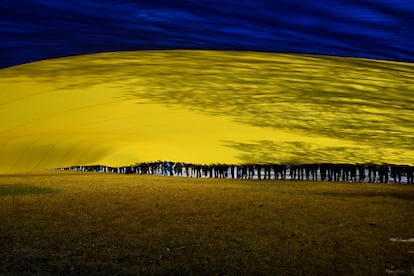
left=1, top=1, right=414, bottom=173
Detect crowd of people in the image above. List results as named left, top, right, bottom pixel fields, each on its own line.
left=57, top=162, right=414, bottom=184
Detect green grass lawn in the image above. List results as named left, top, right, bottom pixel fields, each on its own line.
left=0, top=184, right=56, bottom=196
left=1, top=171, right=413, bottom=274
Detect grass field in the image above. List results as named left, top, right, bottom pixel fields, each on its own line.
left=1, top=50, right=414, bottom=173
left=1, top=172, right=413, bottom=274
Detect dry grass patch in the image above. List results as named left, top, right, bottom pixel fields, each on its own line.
left=1, top=171, right=414, bottom=274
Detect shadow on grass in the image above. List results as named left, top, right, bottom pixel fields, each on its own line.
left=0, top=185, right=57, bottom=196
